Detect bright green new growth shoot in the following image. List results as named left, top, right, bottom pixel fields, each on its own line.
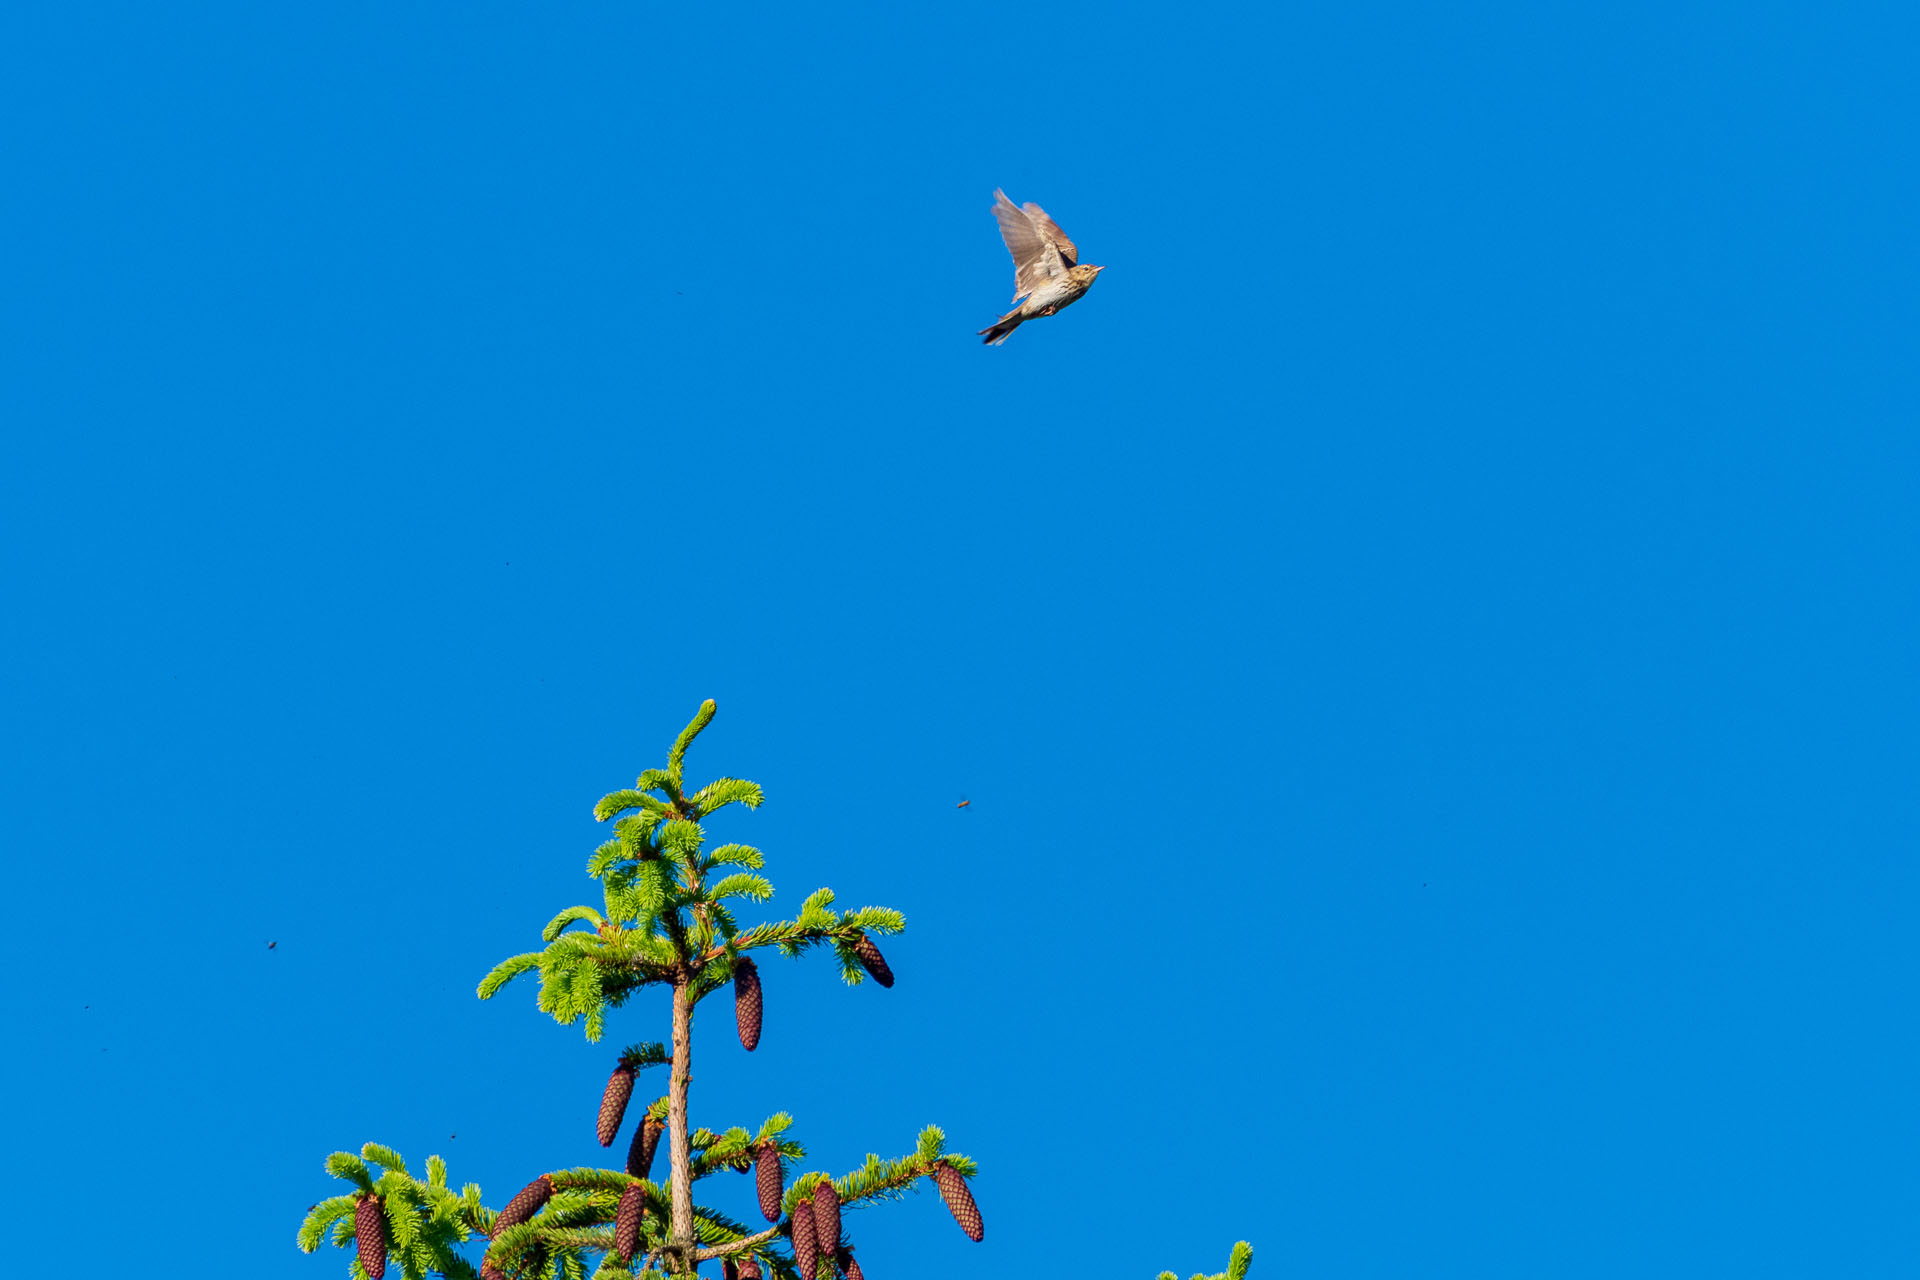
left=1159, top=1240, right=1254, bottom=1280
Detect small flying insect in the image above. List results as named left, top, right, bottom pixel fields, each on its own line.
left=956, top=797, right=970, bottom=809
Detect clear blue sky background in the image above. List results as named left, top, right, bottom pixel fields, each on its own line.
left=4, top=3, right=1916, bottom=1277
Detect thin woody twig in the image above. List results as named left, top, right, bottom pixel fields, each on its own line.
left=693, top=924, right=860, bottom=968
left=693, top=1226, right=782, bottom=1262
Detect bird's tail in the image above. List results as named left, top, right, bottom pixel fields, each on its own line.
left=979, top=309, right=1022, bottom=345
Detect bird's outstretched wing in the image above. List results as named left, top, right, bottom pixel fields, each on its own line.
left=993, top=189, right=1069, bottom=302
left=1022, top=202, right=1078, bottom=268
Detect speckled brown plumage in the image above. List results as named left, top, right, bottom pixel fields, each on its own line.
left=979, top=190, right=1104, bottom=345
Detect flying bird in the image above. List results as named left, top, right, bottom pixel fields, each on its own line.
left=979, top=190, right=1104, bottom=345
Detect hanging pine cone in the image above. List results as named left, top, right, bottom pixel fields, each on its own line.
left=851, top=934, right=894, bottom=988
left=737, top=1257, right=763, bottom=1280
left=930, top=1162, right=983, bottom=1241
left=614, top=1181, right=646, bottom=1262
left=627, top=1114, right=663, bottom=1179
left=598, top=1055, right=639, bottom=1146
left=791, top=1198, right=819, bottom=1280
left=492, top=1173, right=553, bottom=1235
left=812, top=1179, right=841, bottom=1254
left=734, top=956, right=763, bottom=1051
left=480, top=1261, right=506, bottom=1280
left=353, top=1195, right=387, bottom=1280
left=722, top=1259, right=738, bottom=1280
left=755, top=1141, right=784, bottom=1222
left=837, top=1245, right=865, bottom=1280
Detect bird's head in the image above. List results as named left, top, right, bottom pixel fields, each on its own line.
left=1072, top=263, right=1106, bottom=286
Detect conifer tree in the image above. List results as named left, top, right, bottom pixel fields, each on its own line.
left=296, top=700, right=1251, bottom=1279
left=298, top=701, right=982, bottom=1279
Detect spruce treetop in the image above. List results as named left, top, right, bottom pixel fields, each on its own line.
left=475, top=698, right=905, bottom=1044
left=299, top=701, right=978, bottom=1280
left=298, top=701, right=1248, bottom=1279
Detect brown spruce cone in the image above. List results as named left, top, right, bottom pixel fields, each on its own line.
left=791, top=1199, right=819, bottom=1280
left=930, top=1162, right=983, bottom=1242
left=851, top=934, right=894, bottom=988
left=492, top=1174, right=553, bottom=1235
left=614, top=1181, right=646, bottom=1262
left=838, top=1246, right=865, bottom=1280
left=737, top=1258, right=763, bottom=1280
left=734, top=956, right=763, bottom=1051
left=812, top=1179, right=841, bottom=1255
left=354, top=1195, right=387, bottom=1280
left=598, top=1059, right=638, bottom=1147
left=755, top=1141, right=784, bottom=1222
left=722, top=1259, right=738, bottom=1280
left=627, top=1114, right=663, bottom=1179
left=480, top=1261, right=507, bottom=1280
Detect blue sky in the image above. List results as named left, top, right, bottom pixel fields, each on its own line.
left=4, top=3, right=1917, bottom=1276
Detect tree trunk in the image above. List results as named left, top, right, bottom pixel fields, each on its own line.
left=668, top=971, right=696, bottom=1273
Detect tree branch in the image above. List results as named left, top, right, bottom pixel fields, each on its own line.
left=693, top=1226, right=782, bottom=1262
left=693, top=923, right=860, bottom=969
